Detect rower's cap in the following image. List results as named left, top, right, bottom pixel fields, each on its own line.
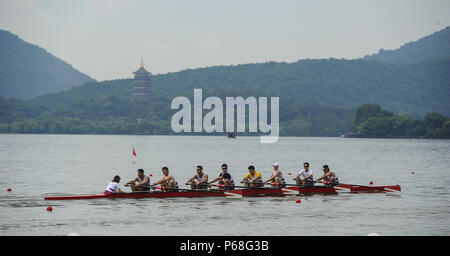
left=273, top=162, right=280, bottom=167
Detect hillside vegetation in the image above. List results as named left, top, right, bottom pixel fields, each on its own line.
left=0, top=29, right=93, bottom=100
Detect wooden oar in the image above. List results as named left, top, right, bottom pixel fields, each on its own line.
left=127, top=184, right=211, bottom=193
left=315, top=181, right=380, bottom=189
left=208, top=183, right=274, bottom=190
left=153, top=185, right=225, bottom=193
left=267, top=182, right=327, bottom=188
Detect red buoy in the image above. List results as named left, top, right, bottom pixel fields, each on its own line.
left=6, top=188, right=12, bottom=192
left=296, top=198, right=301, bottom=204
left=288, top=173, right=292, bottom=175
left=149, top=174, right=153, bottom=177
left=369, top=181, right=374, bottom=185
left=46, top=206, right=53, bottom=212
left=411, top=171, right=415, bottom=174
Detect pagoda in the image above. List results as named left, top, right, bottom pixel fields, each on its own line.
left=132, top=58, right=151, bottom=99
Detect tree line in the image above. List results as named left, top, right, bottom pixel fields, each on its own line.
left=1, top=77, right=449, bottom=138
left=350, top=104, right=450, bottom=139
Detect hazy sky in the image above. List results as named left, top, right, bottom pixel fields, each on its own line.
left=1, top=0, right=449, bottom=81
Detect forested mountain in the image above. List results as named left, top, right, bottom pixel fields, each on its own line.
left=0, top=79, right=356, bottom=136
left=0, top=29, right=94, bottom=100
left=0, top=27, right=449, bottom=137
left=150, top=57, right=450, bottom=116
left=363, top=26, right=450, bottom=63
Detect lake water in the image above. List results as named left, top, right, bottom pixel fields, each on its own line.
left=0, top=134, right=449, bottom=236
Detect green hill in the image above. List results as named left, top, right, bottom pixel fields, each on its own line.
left=0, top=78, right=356, bottom=136
left=363, top=26, right=450, bottom=63
left=0, top=29, right=94, bottom=100
left=1, top=27, right=449, bottom=137
left=149, top=57, right=450, bottom=116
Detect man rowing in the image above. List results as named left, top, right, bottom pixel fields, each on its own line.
left=315, top=165, right=339, bottom=184
left=208, top=163, right=235, bottom=190
left=264, top=162, right=286, bottom=188
left=124, top=168, right=151, bottom=191
left=293, top=162, right=314, bottom=186
left=153, top=167, right=178, bottom=189
left=185, top=165, right=209, bottom=189
left=104, top=175, right=127, bottom=195
left=241, top=165, right=264, bottom=187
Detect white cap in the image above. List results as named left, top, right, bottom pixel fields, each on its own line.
left=272, top=162, right=280, bottom=167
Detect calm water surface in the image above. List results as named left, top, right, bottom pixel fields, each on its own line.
left=0, top=134, right=449, bottom=236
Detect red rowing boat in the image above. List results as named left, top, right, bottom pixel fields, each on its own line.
left=44, top=190, right=225, bottom=200
left=282, top=184, right=401, bottom=194
left=44, top=184, right=401, bottom=200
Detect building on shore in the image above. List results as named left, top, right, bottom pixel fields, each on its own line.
left=132, top=58, right=151, bottom=99
left=340, top=133, right=361, bottom=138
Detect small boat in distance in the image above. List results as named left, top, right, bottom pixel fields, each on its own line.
left=227, top=132, right=236, bottom=138
left=340, top=133, right=361, bottom=138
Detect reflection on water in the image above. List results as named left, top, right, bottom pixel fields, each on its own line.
left=0, top=135, right=449, bottom=235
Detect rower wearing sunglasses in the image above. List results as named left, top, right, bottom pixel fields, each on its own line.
left=293, top=162, right=314, bottom=186
left=208, top=163, right=235, bottom=190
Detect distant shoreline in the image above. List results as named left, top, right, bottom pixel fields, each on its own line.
left=0, top=132, right=448, bottom=140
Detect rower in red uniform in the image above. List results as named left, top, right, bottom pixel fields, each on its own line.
left=153, top=166, right=178, bottom=189
left=315, top=165, right=339, bottom=184
left=124, top=169, right=151, bottom=191
left=185, top=165, right=209, bottom=189
left=264, top=162, right=286, bottom=188
left=104, top=175, right=127, bottom=194
left=208, top=163, right=235, bottom=190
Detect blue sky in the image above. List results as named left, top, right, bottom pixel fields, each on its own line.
left=1, top=0, right=449, bottom=81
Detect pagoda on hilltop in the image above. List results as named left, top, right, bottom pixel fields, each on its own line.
left=132, top=58, right=151, bottom=99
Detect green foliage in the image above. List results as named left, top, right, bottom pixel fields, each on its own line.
left=363, top=26, right=450, bottom=63
left=0, top=29, right=93, bottom=100
left=350, top=103, right=394, bottom=132
left=0, top=80, right=356, bottom=136
left=351, top=104, right=450, bottom=139
left=148, top=57, right=450, bottom=116
left=1, top=27, right=450, bottom=137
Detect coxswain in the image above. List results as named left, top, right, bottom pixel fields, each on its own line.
left=264, top=162, right=286, bottom=188
left=241, top=165, right=264, bottom=187
left=124, top=168, right=151, bottom=191
left=315, top=165, right=339, bottom=184
left=153, top=167, right=178, bottom=189
left=185, top=165, right=209, bottom=189
left=104, top=175, right=127, bottom=195
left=208, top=163, right=235, bottom=190
left=293, top=162, right=314, bottom=186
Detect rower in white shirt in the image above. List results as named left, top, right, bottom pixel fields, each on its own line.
left=104, top=175, right=127, bottom=195
left=185, top=165, right=209, bottom=189
left=293, top=162, right=314, bottom=186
